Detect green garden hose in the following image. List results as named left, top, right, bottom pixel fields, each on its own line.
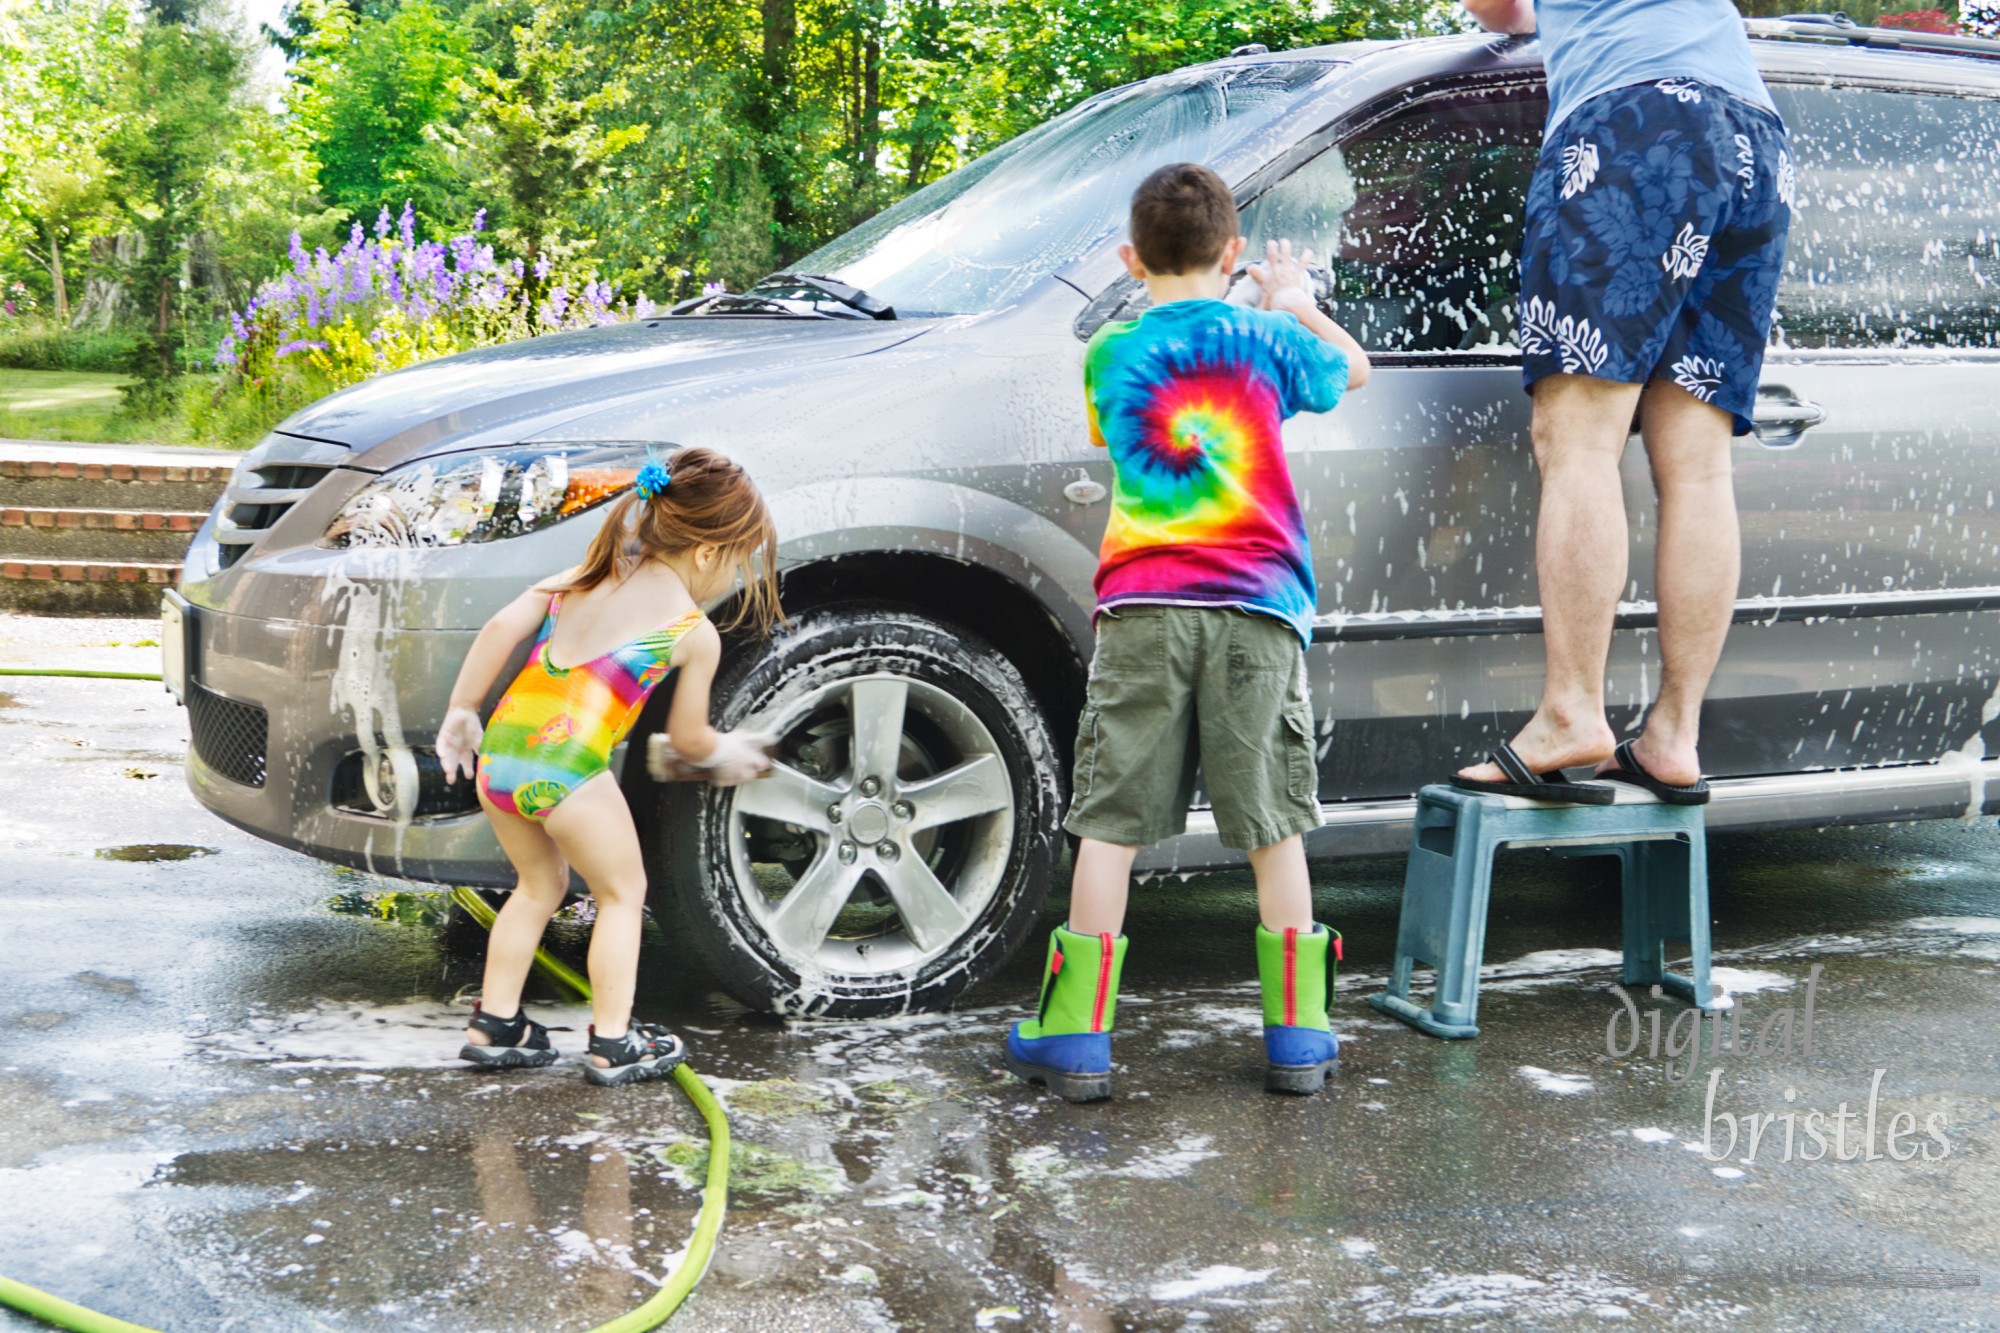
left=0, top=666, right=730, bottom=1333
left=446, top=886, right=732, bottom=1331
left=0, top=668, right=166, bottom=681
left=0, top=1279, right=154, bottom=1333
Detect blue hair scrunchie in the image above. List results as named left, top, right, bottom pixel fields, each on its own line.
left=634, top=455, right=673, bottom=501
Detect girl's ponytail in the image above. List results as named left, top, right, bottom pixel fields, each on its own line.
left=551, top=448, right=781, bottom=634
left=563, top=489, right=641, bottom=592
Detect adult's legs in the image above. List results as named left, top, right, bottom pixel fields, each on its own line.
left=543, top=773, right=651, bottom=1062
left=466, top=789, right=571, bottom=1042
left=1458, top=372, right=1642, bottom=782
left=1608, top=379, right=1738, bottom=787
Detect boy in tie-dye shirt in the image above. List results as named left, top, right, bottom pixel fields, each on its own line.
left=1006, top=162, right=1368, bottom=1104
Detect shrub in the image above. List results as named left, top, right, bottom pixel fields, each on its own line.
left=189, top=204, right=654, bottom=445
left=0, top=325, right=146, bottom=374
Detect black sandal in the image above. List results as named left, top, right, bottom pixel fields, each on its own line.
left=459, top=1002, right=560, bottom=1070
left=585, top=1022, right=687, bottom=1087
left=1597, top=738, right=1710, bottom=806
left=1452, top=741, right=1615, bottom=805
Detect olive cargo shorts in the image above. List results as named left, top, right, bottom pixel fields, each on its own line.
left=1064, top=605, right=1323, bottom=851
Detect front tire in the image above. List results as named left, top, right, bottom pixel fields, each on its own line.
left=652, top=605, right=1065, bottom=1018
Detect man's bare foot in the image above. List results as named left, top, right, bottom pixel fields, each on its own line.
left=1598, top=733, right=1701, bottom=788
left=1456, top=709, right=1617, bottom=783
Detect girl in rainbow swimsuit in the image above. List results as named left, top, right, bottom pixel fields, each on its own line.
left=434, top=446, right=781, bottom=1086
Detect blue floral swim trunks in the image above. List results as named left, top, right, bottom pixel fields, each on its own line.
left=1519, top=78, right=1793, bottom=435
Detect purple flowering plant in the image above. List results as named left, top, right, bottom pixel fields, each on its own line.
left=213, top=203, right=657, bottom=393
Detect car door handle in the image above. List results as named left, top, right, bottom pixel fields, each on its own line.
left=1751, top=391, right=1827, bottom=449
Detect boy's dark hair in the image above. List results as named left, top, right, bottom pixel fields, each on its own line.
left=1128, top=163, right=1239, bottom=275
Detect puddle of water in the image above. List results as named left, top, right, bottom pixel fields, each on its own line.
left=94, top=844, right=218, bottom=863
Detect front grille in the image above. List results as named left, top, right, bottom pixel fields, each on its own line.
left=188, top=681, right=268, bottom=787
left=215, top=458, right=337, bottom=570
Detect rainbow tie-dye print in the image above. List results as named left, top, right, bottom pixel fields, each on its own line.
left=476, top=597, right=706, bottom=820
left=1085, top=299, right=1349, bottom=644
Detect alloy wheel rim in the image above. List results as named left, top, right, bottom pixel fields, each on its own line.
left=725, top=673, right=1016, bottom=980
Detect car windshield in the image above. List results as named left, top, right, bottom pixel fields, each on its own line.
left=786, top=61, right=1342, bottom=317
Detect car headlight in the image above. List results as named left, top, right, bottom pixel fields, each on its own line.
left=321, top=445, right=645, bottom=548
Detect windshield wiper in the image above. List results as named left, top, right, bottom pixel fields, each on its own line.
left=750, top=273, right=897, bottom=320
left=666, top=291, right=842, bottom=319
left=664, top=273, right=896, bottom=321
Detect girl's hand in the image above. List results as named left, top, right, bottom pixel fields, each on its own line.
left=646, top=734, right=703, bottom=782
left=702, top=730, right=779, bottom=786
left=650, top=730, right=778, bottom=787
left=437, top=706, right=485, bottom=785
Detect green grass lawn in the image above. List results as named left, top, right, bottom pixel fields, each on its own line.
left=0, top=368, right=196, bottom=445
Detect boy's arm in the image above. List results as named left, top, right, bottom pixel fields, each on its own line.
left=1463, top=0, right=1535, bottom=34
left=1253, top=239, right=1369, bottom=390
left=1269, top=287, right=1370, bottom=391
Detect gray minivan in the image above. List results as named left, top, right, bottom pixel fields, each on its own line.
left=170, top=16, right=2000, bottom=1016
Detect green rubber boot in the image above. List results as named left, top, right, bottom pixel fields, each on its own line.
left=1257, top=923, right=1341, bottom=1094
left=1005, top=925, right=1128, bottom=1102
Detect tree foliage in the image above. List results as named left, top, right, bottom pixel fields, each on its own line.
left=0, top=0, right=134, bottom=323
left=3, top=0, right=1475, bottom=342
left=289, top=0, right=471, bottom=232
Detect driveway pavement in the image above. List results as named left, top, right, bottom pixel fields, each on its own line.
left=3, top=613, right=1997, bottom=1331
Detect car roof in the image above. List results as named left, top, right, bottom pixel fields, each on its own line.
left=1198, top=14, right=2000, bottom=81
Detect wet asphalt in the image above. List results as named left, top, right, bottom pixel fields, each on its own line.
left=3, top=614, right=1999, bottom=1333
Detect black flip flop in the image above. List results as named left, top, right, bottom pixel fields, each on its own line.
left=1597, top=738, right=1710, bottom=806
left=1451, top=742, right=1616, bottom=805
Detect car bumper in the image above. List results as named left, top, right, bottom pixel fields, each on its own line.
left=181, top=596, right=517, bottom=886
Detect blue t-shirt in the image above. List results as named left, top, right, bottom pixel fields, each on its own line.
left=1083, top=299, right=1348, bottom=646
left=1535, top=0, right=1775, bottom=135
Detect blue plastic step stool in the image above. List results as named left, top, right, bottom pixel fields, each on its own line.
left=1368, top=783, right=1717, bottom=1039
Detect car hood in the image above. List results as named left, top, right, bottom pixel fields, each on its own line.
left=275, top=317, right=931, bottom=463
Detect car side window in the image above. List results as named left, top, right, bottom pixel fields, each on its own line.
left=1239, top=85, right=1545, bottom=355
left=1075, top=83, right=1547, bottom=348
left=1767, top=82, right=2000, bottom=351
